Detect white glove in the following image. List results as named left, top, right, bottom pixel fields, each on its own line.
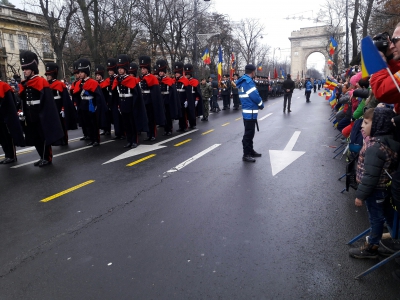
left=184, top=101, right=188, bottom=108
left=195, top=100, right=198, bottom=107
left=60, top=110, right=65, bottom=118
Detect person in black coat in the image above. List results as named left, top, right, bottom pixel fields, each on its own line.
left=282, top=74, right=295, bottom=113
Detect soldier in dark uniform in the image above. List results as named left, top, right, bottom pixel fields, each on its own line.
left=264, top=76, right=270, bottom=101
left=221, top=74, right=231, bottom=110
left=174, top=62, right=191, bottom=132
left=0, top=73, right=25, bottom=164
left=209, top=75, right=220, bottom=113
left=104, top=58, right=125, bottom=140
left=73, top=58, right=108, bottom=146
left=18, top=50, right=64, bottom=167
left=95, top=65, right=111, bottom=136
left=45, top=62, right=77, bottom=145
left=232, top=73, right=240, bottom=110
left=157, top=59, right=180, bottom=136
left=113, top=54, right=148, bottom=148
left=70, top=61, right=88, bottom=141
left=128, top=62, right=138, bottom=77
left=184, top=63, right=203, bottom=129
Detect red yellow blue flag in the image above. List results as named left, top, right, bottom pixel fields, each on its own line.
left=202, top=48, right=210, bottom=65
left=218, top=46, right=223, bottom=82
left=329, top=37, right=338, bottom=56
left=257, top=62, right=262, bottom=71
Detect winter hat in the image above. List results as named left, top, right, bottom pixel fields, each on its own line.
left=371, top=107, right=396, bottom=137
left=350, top=72, right=362, bottom=87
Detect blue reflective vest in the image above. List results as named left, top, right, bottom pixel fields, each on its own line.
left=236, top=74, right=264, bottom=120
left=305, top=81, right=313, bottom=91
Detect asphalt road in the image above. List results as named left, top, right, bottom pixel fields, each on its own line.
left=1, top=90, right=399, bottom=299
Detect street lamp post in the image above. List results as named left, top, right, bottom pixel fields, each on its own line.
left=193, top=0, right=210, bottom=77
left=345, top=0, right=349, bottom=67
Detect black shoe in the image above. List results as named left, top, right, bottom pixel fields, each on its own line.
left=163, top=132, right=172, bottom=136
left=100, top=131, right=106, bottom=135
left=124, top=143, right=132, bottom=148
left=87, top=141, right=95, bottom=146
left=144, top=137, right=156, bottom=141
left=131, top=143, right=138, bottom=149
left=349, top=243, right=379, bottom=259
left=39, top=160, right=52, bottom=167
left=112, top=136, right=121, bottom=140
left=0, top=157, right=16, bottom=164
left=34, top=159, right=43, bottom=167
left=80, top=136, right=89, bottom=141
left=283, top=109, right=286, bottom=113
left=233, top=107, right=239, bottom=110
left=288, top=109, right=292, bottom=113
left=379, top=238, right=400, bottom=254
left=242, top=155, right=256, bottom=163
left=251, top=151, right=262, bottom=157
left=105, top=131, right=111, bottom=136
left=92, top=142, right=100, bottom=147
left=119, top=136, right=126, bottom=140
left=176, top=128, right=186, bottom=132
left=222, top=107, right=227, bottom=110
left=189, top=126, right=196, bottom=129
left=201, top=117, right=206, bottom=121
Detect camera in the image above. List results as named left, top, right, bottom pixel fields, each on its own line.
left=373, top=32, right=390, bottom=53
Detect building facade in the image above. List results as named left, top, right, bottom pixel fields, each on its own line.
left=0, top=4, right=54, bottom=81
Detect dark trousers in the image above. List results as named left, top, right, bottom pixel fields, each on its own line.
left=82, top=110, right=99, bottom=143
left=60, top=114, right=68, bottom=144
left=232, top=94, right=240, bottom=108
left=164, top=104, right=173, bottom=133
left=242, top=119, right=256, bottom=156
left=305, top=91, right=311, bottom=102
left=121, top=112, right=137, bottom=144
left=211, top=95, right=220, bottom=110
left=0, top=123, right=16, bottom=159
left=222, top=94, right=230, bottom=108
left=146, top=103, right=156, bottom=138
left=112, top=102, right=124, bottom=137
left=283, top=93, right=292, bottom=111
left=365, top=190, right=387, bottom=245
left=78, top=109, right=88, bottom=137
left=25, top=121, right=52, bottom=161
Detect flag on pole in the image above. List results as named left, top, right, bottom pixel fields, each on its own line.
left=230, top=52, right=236, bottom=79
left=274, top=68, right=278, bottom=79
left=268, top=71, right=271, bottom=79
left=301, top=70, right=303, bottom=79
left=327, top=59, right=334, bottom=65
left=202, top=48, right=211, bottom=65
left=280, top=67, right=286, bottom=78
left=329, top=37, right=338, bottom=56
left=360, top=36, right=387, bottom=77
left=218, top=46, right=223, bottom=82
left=257, top=62, right=263, bottom=71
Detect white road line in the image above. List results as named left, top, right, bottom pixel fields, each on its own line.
left=283, top=131, right=301, bottom=151
left=154, top=129, right=198, bottom=146
left=166, top=144, right=221, bottom=173
left=259, top=113, right=273, bottom=121
left=10, top=140, right=115, bottom=169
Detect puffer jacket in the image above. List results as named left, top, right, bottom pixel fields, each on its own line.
left=236, top=74, right=264, bottom=120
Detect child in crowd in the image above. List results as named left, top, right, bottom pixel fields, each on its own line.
left=349, top=107, right=400, bottom=259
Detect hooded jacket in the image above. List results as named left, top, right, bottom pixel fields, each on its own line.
left=236, top=74, right=264, bottom=120
left=356, top=107, right=400, bottom=200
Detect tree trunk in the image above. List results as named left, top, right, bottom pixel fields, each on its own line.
left=351, top=0, right=360, bottom=61
left=363, top=0, right=374, bottom=38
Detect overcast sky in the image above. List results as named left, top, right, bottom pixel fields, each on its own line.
left=11, top=0, right=327, bottom=72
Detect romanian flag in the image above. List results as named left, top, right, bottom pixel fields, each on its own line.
left=202, top=48, right=210, bottom=65
left=327, top=59, right=334, bottom=65
left=218, top=46, right=223, bottom=82
left=257, top=62, right=262, bottom=71
left=280, top=67, right=285, bottom=78
left=230, top=52, right=236, bottom=79
left=360, top=36, right=387, bottom=78
left=329, top=37, right=338, bottom=56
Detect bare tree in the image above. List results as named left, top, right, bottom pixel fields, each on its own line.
left=234, top=19, right=265, bottom=65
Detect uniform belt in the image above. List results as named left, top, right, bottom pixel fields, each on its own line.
left=81, top=96, right=94, bottom=100
left=177, top=89, right=185, bottom=92
left=26, top=100, right=40, bottom=106
left=192, top=91, right=196, bottom=94
left=142, top=90, right=151, bottom=94
left=161, top=91, right=170, bottom=95
left=119, top=94, right=133, bottom=98
left=109, top=92, right=112, bottom=96
left=54, top=96, right=61, bottom=100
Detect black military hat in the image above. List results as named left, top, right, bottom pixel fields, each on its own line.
left=77, top=58, right=91, bottom=76
left=173, top=62, right=184, bottom=74
left=244, top=64, right=256, bottom=72
left=117, top=54, right=130, bottom=71
left=233, top=73, right=239, bottom=77
left=106, top=58, right=117, bottom=72
left=223, top=74, right=230, bottom=78
left=73, top=60, right=80, bottom=74
left=45, top=62, right=59, bottom=76
left=156, top=59, right=168, bottom=73
left=128, top=62, right=138, bottom=76
left=20, top=50, right=39, bottom=74
left=95, top=65, right=105, bottom=76
left=152, top=64, right=158, bottom=74
left=139, top=55, right=151, bottom=72
left=184, top=63, right=193, bottom=75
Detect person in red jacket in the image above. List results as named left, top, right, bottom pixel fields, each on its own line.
left=45, top=62, right=77, bottom=145
left=184, top=63, right=203, bottom=129
left=174, top=62, right=191, bottom=132
left=95, top=65, right=111, bottom=136
left=19, top=50, right=64, bottom=167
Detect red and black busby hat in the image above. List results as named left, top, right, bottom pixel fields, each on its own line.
left=106, top=58, right=117, bottom=73
left=117, top=54, right=130, bottom=72
left=45, top=62, right=59, bottom=77
left=72, top=60, right=80, bottom=74
left=139, top=55, right=151, bottom=72
left=20, top=50, right=39, bottom=74
left=95, top=65, right=105, bottom=76
left=77, top=58, right=91, bottom=76
left=156, top=59, right=168, bottom=73
left=128, top=62, right=138, bottom=76
left=183, top=63, right=194, bottom=76
left=152, top=64, right=158, bottom=75
left=173, top=62, right=184, bottom=74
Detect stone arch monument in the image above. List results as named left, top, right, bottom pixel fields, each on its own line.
left=289, top=25, right=343, bottom=79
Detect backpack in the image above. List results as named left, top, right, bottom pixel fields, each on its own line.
left=349, top=118, right=363, bottom=153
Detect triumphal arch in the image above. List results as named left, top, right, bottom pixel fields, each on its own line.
left=289, top=25, right=343, bottom=78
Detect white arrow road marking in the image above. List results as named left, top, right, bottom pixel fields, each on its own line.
left=269, top=131, right=305, bottom=176
left=165, top=144, right=221, bottom=173
left=259, top=113, right=273, bottom=121
left=102, top=129, right=198, bottom=165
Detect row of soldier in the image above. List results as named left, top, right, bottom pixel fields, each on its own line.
left=0, top=50, right=211, bottom=167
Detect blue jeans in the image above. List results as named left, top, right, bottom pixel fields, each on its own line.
left=365, top=189, right=387, bottom=245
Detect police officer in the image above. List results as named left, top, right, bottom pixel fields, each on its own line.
left=235, top=64, right=264, bottom=163
left=157, top=59, right=180, bottom=135
left=45, top=62, right=77, bottom=144
left=19, top=50, right=64, bottom=166
left=139, top=55, right=165, bottom=141
left=0, top=72, right=25, bottom=164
